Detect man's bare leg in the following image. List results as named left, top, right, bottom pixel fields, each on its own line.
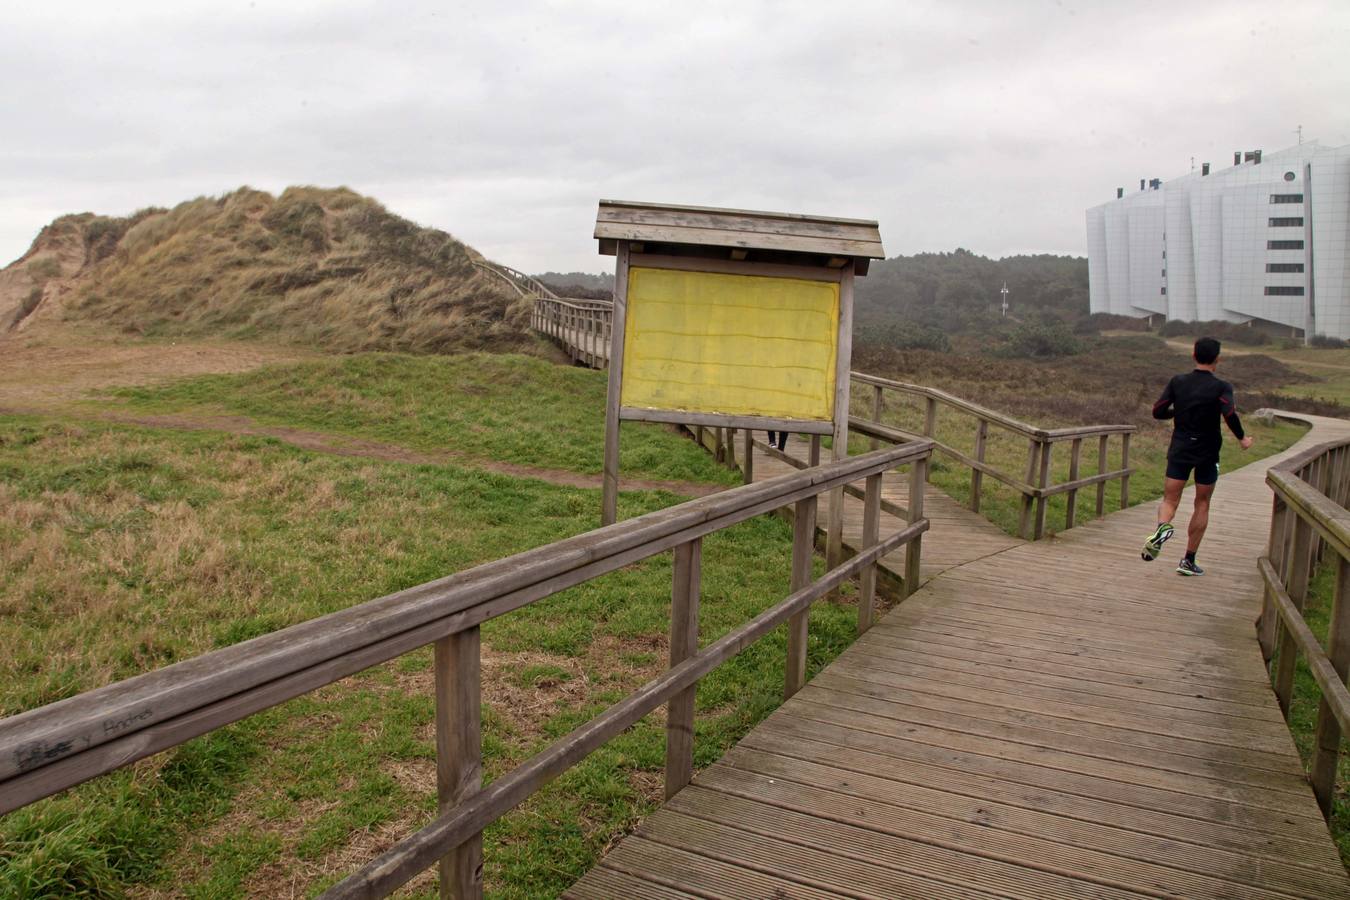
left=1157, top=477, right=1186, bottom=524
left=1187, top=482, right=1214, bottom=553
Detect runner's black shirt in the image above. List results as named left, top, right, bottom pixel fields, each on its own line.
left=1152, top=369, right=1245, bottom=464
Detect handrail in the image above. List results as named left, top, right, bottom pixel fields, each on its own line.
left=0, top=441, right=933, bottom=899
left=1257, top=437, right=1350, bottom=822
left=850, top=374, right=1135, bottom=540
left=531, top=295, right=614, bottom=368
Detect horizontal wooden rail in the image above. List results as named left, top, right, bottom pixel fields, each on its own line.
left=1258, top=437, right=1350, bottom=820
left=0, top=441, right=931, bottom=898
left=755, top=435, right=908, bottom=519
left=325, top=516, right=927, bottom=898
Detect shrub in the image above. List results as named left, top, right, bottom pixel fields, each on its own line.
left=26, top=257, right=61, bottom=281
left=994, top=320, right=1082, bottom=359
left=858, top=321, right=951, bottom=352
left=1159, top=318, right=1270, bottom=346
left=1311, top=335, right=1349, bottom=349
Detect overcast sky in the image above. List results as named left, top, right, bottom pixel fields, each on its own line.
left=3, top=1, right=1348, bottom=272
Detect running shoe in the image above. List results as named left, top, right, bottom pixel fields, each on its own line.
left=1176, top=558, right=1204, bottom=576
left=1141, top=523, right=1174, bottom=561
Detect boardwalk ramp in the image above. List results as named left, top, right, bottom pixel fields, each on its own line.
left=569, top=415, right=1350, bottom=899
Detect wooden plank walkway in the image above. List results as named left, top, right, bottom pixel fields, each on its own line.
left=569, top=414, right=1350, bottom=899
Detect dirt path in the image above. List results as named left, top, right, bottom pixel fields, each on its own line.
left=2, top=406, right=726, bottom=497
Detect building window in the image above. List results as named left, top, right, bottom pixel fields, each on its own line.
left=1270, top=194, right=1304, bottom=203
left=1266, top=263, right=1306, bottom=273
left=1161, top=268, right=1166, bottom=277
left=1268, top=240, right=1305, bottom=250
left=1265, top=286, right=1305, bottom=296
left=1160, top=287, right=1167, bottom=295
left=1269, top=217, right=1305, bottom=227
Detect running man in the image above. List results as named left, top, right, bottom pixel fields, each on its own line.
left=1141, top=337, right=1254, bottom=575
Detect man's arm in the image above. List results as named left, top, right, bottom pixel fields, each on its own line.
left=1220, top=382, right=1254, bottom=449
left=1151, top=378, right=1176, bottom=420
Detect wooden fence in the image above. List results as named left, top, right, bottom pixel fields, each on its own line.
left=531, top=296, right=614, bottom=368
left=0, top=441, right=933, bottom=899
left=1257, top=438, right=1350, bottom=820
left=850, top=373, right=1135, bottom=540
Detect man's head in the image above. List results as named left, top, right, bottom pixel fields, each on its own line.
left=1194, top=337, right=1221, bottom=367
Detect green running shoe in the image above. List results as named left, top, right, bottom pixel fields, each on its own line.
left=1141, top=523, right=1174, bottom=561
left=1176, top=558, right=1204, bottom=576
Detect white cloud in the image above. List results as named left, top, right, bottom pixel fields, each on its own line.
left=2, top=0, right=1348, bottom=270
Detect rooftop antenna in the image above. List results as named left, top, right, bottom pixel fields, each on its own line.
left=1000, top=282, right=1009, bottom=317
left=1190, top=156, right=1195, bottom=172
left=1295, top=124, right=1303, bottom=145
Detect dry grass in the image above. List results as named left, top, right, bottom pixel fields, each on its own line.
left=4, top=186, right=535, bottom=355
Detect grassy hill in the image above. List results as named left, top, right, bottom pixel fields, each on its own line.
left=0, top=187, right=532, bottom=353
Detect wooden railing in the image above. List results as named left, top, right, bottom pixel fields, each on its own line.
left=1257, top=438, right=1350, bottom=820
left=472, top=259, right=562, bottom=300
left=531, top=296, right=614, bottom=368
left=850, top=373, right=1136, bottom=540
left=0, top=442, right=932, bottom=899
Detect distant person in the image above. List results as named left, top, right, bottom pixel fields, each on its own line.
left=1141, top=336, right=1254, bottom=575
left=766, top=431, right=789, bottom=450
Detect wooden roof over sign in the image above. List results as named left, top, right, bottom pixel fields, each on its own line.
left=594, top=200, right=885, bottom=261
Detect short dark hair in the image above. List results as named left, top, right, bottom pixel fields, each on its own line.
left=1194, top=337, right=1221, bottom=365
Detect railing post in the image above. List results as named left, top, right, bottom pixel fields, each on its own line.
left=1275, top=515, right=1314, bottom=717
left=1095, top=434, right=1108, bottom=517
left=1119, top=432, right=1132, bottom=509
left=1018, top=438, right=1040, bottom=540
left=434, top=627, right=483, bottom=900
left=742, top=427, right=753, bottom=484
left=1310, top=554, right=1350, bottom=819
left=870, top=384, right=884, bottom=452
left=1065, top=437, right=1083, bottom=531
left=923, top=397, right=937, bottom=481
left=903, top=455, right=927, bottom=598
left=1259, top=495, right=1290, bottom=661
left=1033, top=440, right=1053, bottom=540
left=858, top=472, right=882, bottom=634
left=725, top=427, right=737, bottom=470
left=970, top=419, right=987, bottom=512
left=715, top=426, right=726, bottom=464
left=785, top=496, right=818, bottom=698
left=809, top=435, right=821, bottom=466
left=664, top=538, right=701, bottom=800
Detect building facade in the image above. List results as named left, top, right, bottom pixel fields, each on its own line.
left=1087, top=142, right=1350, bottom=339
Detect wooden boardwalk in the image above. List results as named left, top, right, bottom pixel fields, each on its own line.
left=570, top=415, right=1350, bottom=899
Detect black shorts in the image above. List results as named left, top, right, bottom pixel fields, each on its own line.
left=1166, top=457, right=1219, bottom=485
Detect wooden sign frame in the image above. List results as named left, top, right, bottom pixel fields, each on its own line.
left=601, top=242, right=855, bottom=524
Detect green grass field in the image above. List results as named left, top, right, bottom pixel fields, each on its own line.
left=111, top=352, right=738, bottom=486
left=0, top=365, right=855, bottom=898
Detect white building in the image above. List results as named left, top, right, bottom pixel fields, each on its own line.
left=1087, top=142, right=1350, bottom=340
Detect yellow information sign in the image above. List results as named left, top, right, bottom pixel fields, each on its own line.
left=620, top=266, right=840, bottom=421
